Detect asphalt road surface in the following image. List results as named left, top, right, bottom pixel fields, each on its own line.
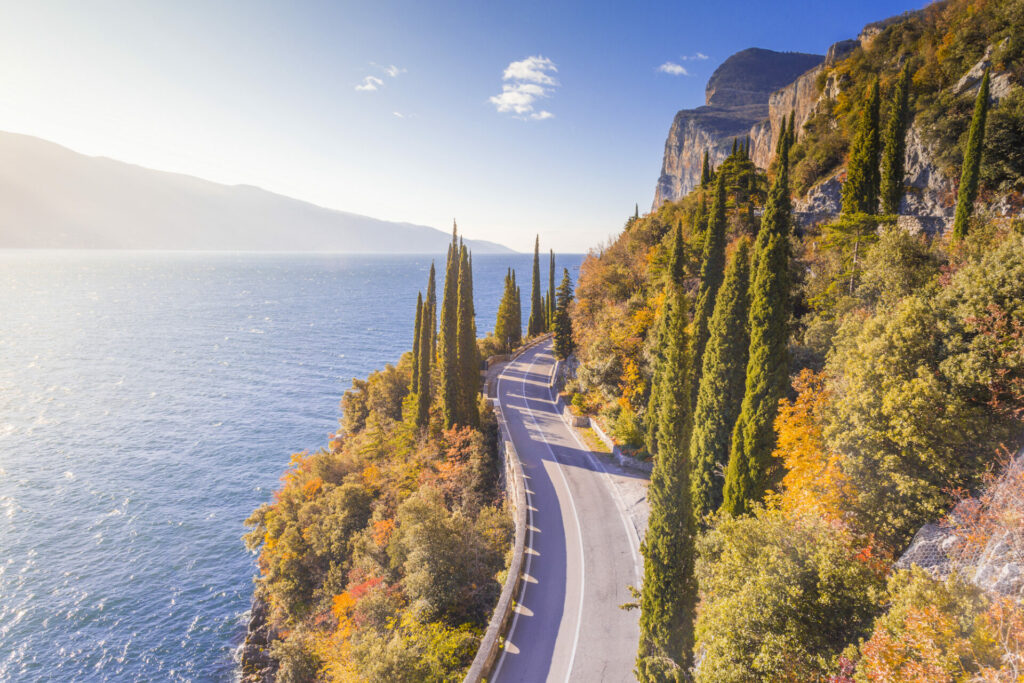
left=492, top=339, right=643, bottom=682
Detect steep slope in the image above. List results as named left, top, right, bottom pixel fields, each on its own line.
left=652, top=48, right=823, bottom=207
left=0, top=131, right=512, bottom=253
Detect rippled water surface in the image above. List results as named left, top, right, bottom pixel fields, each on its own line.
left=0, top=250, right=582, bottom=682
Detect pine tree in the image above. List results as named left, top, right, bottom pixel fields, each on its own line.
left=723, top=152, right=793, bottom=516
left=841, top=80, right=882, bottom=215
left=645, top=222, right=686, bottom=457
left=689, top=238, right=752, bottom=523
left=456, top=245, right=479, bottom=427
left=411, top=292, right=423, bottom=393
left=952, top=69, right=990, bottom=241
left=553, top=268, right=575, bottom=360
left=439, top=225, right=461, bottom=428
left=700, top=150, right=712, bottom=187
left=880, top=65, right=912, bottom=215
left=527, top=235, right=544, bottom=336
left=690, top=171, right=728, bottom=405
left=637, top=252, right=697, bottom=681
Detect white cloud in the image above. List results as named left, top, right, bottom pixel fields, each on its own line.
left=502, top=56, right=558, bottom=85
left=383, top=64, right=406, bottom=78
left=393, top=112, right=405, bottom=118
left=693, top=52, right=709, bottom=60
left=355, top=76, right=383, bottom=92
left=490, top=55, right=558, bottom=120
left=658, top=61, right=688, bottom=76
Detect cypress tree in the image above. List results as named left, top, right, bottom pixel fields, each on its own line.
left=637, top=252, right=697, bottom=681
left=439, top=225, right=461, bottom=428
left=841, top=80, right=882, bottom=215
left=553, top=268, right=575, bottom=360
left=411, top=292, right=423, bottom=393
left=952, top=69, right=990, bottom=241
left=528, top=235, right=544, bottom=336
left=635, top=204, right=640, bottom=221
left=689, top=238, right=752, bottom=523
left=495, top=269, right=512, bottom=352
left=700, top=150, right=712, bottom=187
left=775, top=115, right=789, bottom=158
left=690, top=171, right=728, bottom=405
left=426, top=261, right=437, bottom=357
left=645, top=222, right=686, bottom=457
left=723, top=152, right=793, bottom=516
left=415, top=293, right=433, bottom=428
left=731, top=138, right=738, bottom=157
left=547, top=249, right=556, bottom=330
left=787, top=110, right=796, bottom=145
left=880, top=65, right=912, bottom=215
left=514, top=281, right=523, bottom=346
left=456, top=244, right=479, bottom=427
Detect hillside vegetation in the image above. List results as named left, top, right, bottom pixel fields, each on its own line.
left=568, top=0, right=1024, bottom=678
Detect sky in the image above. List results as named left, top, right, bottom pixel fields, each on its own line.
left=0, top=0, right=928, bottom=252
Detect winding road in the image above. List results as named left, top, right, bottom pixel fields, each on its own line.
left=492, top=339, right=644, bottom=682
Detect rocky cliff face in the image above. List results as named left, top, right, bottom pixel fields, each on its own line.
left=653, top=49, right=824, bottom=208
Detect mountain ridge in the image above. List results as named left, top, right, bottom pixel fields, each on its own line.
left=0, top=131, right=513, bottom=253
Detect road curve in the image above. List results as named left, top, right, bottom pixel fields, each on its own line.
left=492, top=339, right=642, bottom=682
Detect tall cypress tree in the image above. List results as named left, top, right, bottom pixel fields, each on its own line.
left=495, top=269, right=514, bottom=352
left=511, top=271, right=522, bottom=347
left=553, top=268, right=575, bottom=360
left=700, top=149, right=712, bottom=187
left=689, top=238, right=752, bottom=523
left=723, top=152, right=793, bottom=516
left=426, top=261, right=437, bottom=358
left=775, top=115, right=789, bottom=158
left=841, top=80, right=882, bottom=215
left=415, top=293, right=433, bottom=428
left=456, top=244, right=479, bottom=427
left=439, top=225, right=461, bottom=428
left=880, top=65, right=912, bottom=215
left=645, top=223, right=686, bottom=457
left=637, top=251, right=697, bottom=681
left=527, top=235, right=544, bottom=336
left=952, top=69, right=990, bottom=241
left=690, top=171, right=728, bottom=405
left=787, top=110, right=796, bottom=145
left=411, top=292, right=423, bottom=393
left=547, top=249, right=556, bottom=330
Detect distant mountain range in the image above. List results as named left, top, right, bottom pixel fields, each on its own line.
left=0, top=131, right=512, bottom=253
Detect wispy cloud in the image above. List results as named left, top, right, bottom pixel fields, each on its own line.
left=490, top=56, right=558, bottom=121
left=658, top=62, right=688, bottom=76
left=686, top=52, right=709, bottom=61
left=355, top=64, right=405, bottom=92
left=355, top=76, right=384, bottom=91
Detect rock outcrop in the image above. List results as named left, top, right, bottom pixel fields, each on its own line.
left=653, top=48, right=824, bottom=207
left=240, top=593, right=277, bottom=683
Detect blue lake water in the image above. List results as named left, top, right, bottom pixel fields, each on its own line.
left=0, top=250, right=582, bottom=682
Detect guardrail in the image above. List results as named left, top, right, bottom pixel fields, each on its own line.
left=463, top=334, right=549, bottom=682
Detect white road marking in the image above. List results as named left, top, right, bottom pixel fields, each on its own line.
left=520, top=347, right=586, bottom=683
left=545, top=377, right=643, bottom=584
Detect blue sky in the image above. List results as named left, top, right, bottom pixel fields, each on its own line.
left=0, top=0, right=926, bottom=251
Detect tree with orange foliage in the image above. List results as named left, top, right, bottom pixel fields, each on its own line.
left=773, top=369, right=851, bottom=524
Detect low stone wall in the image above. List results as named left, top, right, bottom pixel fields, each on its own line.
left=551, top=394, right=654, bottom=474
